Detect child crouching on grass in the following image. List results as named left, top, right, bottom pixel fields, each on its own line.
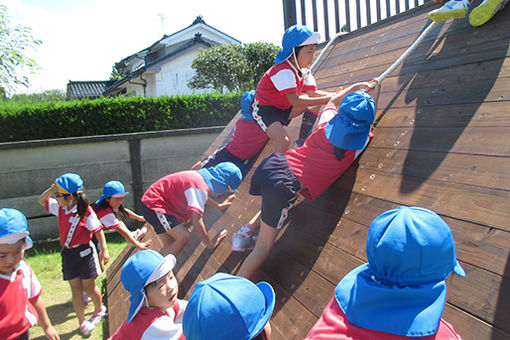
left=0, top=208, right=60, bottom=340
left=108, top=249, right=186, bottom=340
left=140, top=162, right=242, bottom=256
left=38, top=173, right=108, bottom=336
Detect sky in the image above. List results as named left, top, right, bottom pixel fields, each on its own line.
left=3, top=0, right=285, bottom=93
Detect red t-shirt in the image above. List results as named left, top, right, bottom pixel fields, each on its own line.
left=255, top=60, right=317, bottom=109
left=305, top=298, right=462, bottom=340
left=141, top=171, right=210, bottom=223
left=286, top=106, right=372, bottom=201
left=225, top=118, right=268, bottom=160
left=95, top=206, right=122, bottom=230
left=45, top=197, right=102, bottom=248
left=109, top=301, right=186, bottom=340
left=0, top=261, right=41, bottom=339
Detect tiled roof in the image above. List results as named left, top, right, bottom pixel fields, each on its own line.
left=66, top=80, right=115, bottom=100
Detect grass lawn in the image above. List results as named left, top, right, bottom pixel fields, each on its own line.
left=24, top=232, right=128, bottom=340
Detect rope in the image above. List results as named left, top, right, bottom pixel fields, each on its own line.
left=375, top=21, right=438, bottom=83
left=311, top=21, right=438, bottom=84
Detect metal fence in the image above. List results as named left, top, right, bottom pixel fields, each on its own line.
left=283, top=0, right=432, bottom=39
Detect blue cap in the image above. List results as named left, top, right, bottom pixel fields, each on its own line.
left=183, top=273, right=275, bottom=340
left=197, top=162, right=242, bottom=194
left=95, top=180, right=129, bottom=205
left=335, top=206, right=465, bottom=337
left=325, top=91, right=375, bottom=150
left=274, top=25, right=321, bottom=65
left=241, top=90, right=255, bottom=121
left=55, top=173, right=83, bottom=194
left=121, top=250, right=177, bottom=323
left=0, top=208, right=33, bottom=249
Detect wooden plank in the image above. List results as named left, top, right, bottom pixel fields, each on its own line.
left=336, top=168, right=510, bottom=231
left=371, top=125, right=510, bottom=157
left=359, top=147, right=510, bottom=191
left=374, top=101, right=510, bottom=128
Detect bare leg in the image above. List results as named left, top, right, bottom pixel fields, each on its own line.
left=158, top=225, right=191, bottom=256
left=266, top=122, right=291, bottom=153
left=237, top=220, right=279, bottom=279
left=68, top=278, right=85, bottom=325
left=82, top=278, right=102, bottom=314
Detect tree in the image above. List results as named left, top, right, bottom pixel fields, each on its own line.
left=189, top=42, right=279, bottom=93
left=0, top=5, right=41, bottom=95
left=110, top=64, right=127, bottom=80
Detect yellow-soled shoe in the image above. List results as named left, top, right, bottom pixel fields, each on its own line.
left=428, top=0, right=470, bottom=23
left=469, top=0, right=508, bottom=26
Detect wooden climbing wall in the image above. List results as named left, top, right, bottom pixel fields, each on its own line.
left=107, top=3, right=510, bottom=339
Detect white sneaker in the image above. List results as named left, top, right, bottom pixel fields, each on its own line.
left=469, top=0, right=508, bottom=26
left=88, top=305, right=107, bottom=326
left=232, top=224, right=257, bottom=252
left=428, top=0, right=470, bottom=23
left=80, top=320, right=94, bottom=336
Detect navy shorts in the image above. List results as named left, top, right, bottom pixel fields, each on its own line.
left=250, top=153, right=301, bottom=229
left=200, top=146, right=245, bottom=169
left=61, top=243, right=101, bottom=281
left=253, top=104, right=292, bottom=132
left=140, top=202, right=181, bottom=234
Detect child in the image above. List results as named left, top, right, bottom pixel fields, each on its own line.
left=108, top=249, right=186, bottom=340
left=141, top=162, right=242, bottom=256
left=305, top=206, right=464, bottom=339
left=428, top=0, right=507, bottom=26
left=38, top=173, right=108, bottom=336
left=253, top=24, right=335, bottom=153
left=183, top=273, right=274, bottom=340
left=0, top=208, right=60, bottom=340
left=235, top=83, right=378, bottom=279
left=93, top=180, right=152, bottom=252
left=192, top=91, right=269, bottom=174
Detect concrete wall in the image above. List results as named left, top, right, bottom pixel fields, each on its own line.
left=0, top=127, right=222, bottom=240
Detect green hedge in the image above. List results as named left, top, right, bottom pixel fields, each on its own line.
left=0, top=92, right=242, bottom=142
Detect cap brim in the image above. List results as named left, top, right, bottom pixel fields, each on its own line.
left=146, top=254, right=177, bottom=285
left=250, top=281, right=276, bottom=338
left=300, top=32, right=321, bottom=46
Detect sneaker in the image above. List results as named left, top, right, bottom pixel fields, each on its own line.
left=232, top=224, right=258, bottom=252
left=80, top=320, right=94, bottom=336
left=82, top=291, right=91, bottom=305
left=88, top=305, right=107, bottom=326
left=469, top=0, right=508, bottom=26
left=132, top=227, right=147, bottom=241
left=427, top=0, right=470, bottom=23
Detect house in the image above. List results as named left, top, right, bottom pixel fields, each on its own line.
left=66, top=80, right=115, bottom=100
left=66, top=16, right=240, bottom=100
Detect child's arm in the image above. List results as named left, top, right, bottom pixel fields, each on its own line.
left=191, top=212, right=227, bottom=249
left=38, top=183, right=56, bottom=206
left=285, top=92, right=332, bottom=109
left=327, top=81, right=375, bottom=109
left=306, top=89, right=335, bottom=97
left=31, top=295, right=60, bottom=340
left=124, top=208, right=146, bottom=222
left=115, top=222, right=152, bottom=249
left=94, top=229, right=110, bottom=265
left=206, top=194, right=235, bottom=211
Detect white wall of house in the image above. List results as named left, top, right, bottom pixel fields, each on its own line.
left=154, top=47, right=210, bottom=96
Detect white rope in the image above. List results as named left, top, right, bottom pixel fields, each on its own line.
left=375, top=21, right=438, bottom=83
left=311, top=21, right=438, bottom=85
